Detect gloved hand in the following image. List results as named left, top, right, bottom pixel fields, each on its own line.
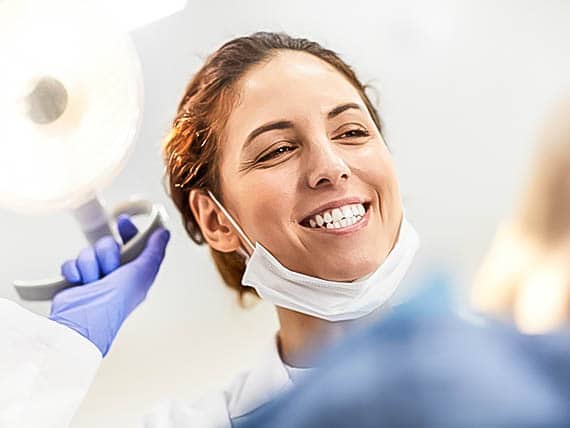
left=50, top=214, right=171, bottom=356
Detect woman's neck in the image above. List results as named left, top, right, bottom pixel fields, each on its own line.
left=276, top=305, right=389, bottom=368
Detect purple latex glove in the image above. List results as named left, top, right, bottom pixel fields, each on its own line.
left=50, top=214, right=170, bottom=356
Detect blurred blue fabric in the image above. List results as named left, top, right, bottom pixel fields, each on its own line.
left=234, top=278, right=570, bottom=427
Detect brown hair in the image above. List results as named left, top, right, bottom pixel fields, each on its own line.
left=162, top=32, right=383, bottom=304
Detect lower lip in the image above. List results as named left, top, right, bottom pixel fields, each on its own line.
left=302, top=206, right=371, bottom=236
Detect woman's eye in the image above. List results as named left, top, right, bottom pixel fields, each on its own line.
left=336, top=129, right=369, bottom=139
left=257, top=145, right=295, bottom=163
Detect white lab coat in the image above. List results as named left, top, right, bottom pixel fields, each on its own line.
left=0, top=298, right=301, bottom=428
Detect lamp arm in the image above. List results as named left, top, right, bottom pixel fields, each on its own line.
left=13, top=196, right=169, bottom=301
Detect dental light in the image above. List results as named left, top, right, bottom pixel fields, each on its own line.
left=0, top=0, right=185, bottom=300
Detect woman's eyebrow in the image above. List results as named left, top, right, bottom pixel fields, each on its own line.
left=327, top=102, right=362, bottom=119
left=242, top=103, right=363, bottom=151
left=243, top=120, right=294, bottom=150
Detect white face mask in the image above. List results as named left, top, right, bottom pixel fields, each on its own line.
left=207, top=190, right=420, bottom=322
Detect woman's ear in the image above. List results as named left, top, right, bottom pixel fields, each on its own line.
left=188, top=189, right=242, bottom=253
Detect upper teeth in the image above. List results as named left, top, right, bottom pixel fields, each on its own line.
left=306, top=203, right=366, bottom=229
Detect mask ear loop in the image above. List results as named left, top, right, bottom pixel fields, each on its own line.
left=206, top=190, right=255, bottom=261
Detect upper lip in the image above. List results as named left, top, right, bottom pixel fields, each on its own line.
left=298, top=197, right=370, bottom=224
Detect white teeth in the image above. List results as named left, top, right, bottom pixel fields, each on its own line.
left=305, top=203, right=367, bottom=229
left=342, top=206, right=354, bottom=218
left=315, top=214, right=324, bottom=226
left=332, top=208, right=343, bottom=222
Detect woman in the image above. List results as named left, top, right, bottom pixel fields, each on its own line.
left=0, top=32, right=419, bottom=427
left=153, top=31, right=419, bottom=424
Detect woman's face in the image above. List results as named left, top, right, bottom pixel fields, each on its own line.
left=218, top=50, right=402, bottom=281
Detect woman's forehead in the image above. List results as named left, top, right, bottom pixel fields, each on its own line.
left=231, top=51, right=363, bottom=123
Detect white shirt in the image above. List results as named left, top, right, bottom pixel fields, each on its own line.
left=0, top=298, right=101, bottom=428
left=0, top=298, right=302, bottom=428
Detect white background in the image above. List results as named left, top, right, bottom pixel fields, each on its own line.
left=1, top=0, right=569, bottom=426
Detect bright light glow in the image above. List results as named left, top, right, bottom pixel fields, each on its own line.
left=0, top=0, right=144, bottom=214
left=99, top=0, right=187, bottom=32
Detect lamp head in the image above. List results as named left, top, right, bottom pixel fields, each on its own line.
left=0, top=0, right=144, bottom=215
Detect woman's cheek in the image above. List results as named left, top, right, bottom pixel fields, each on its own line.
left=248, top=185, right=288, bottom=228
left=365, top=151, right=401, bottom=220
left=349, top=149, right=390, bottom=186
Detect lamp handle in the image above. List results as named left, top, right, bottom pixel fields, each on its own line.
left=13, top=199, right=168, bottom=301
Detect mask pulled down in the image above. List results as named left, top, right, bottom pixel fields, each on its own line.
left=207, top=190, right=419, bottom=322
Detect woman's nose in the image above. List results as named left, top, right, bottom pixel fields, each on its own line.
left=305, top=143, right=351, bottom=189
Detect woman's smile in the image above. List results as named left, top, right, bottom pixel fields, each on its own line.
left=299, top=201, right=372, bottom=235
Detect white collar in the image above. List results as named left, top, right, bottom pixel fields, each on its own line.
left=227, top=334, right=293, bottom=419
left=227, top=303, right=393, bottom=419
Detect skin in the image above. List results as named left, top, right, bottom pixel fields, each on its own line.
left=190, top=50, right=403, bottom=366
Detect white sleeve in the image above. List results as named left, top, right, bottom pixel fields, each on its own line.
left=0, top=298, right=102, bottom=428
left=142, top=393, right=231, bottom=428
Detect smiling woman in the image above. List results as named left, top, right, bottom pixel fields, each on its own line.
left=164, top=32, right=399, bottom=294
left=160, top=31, right=419, bottom=425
